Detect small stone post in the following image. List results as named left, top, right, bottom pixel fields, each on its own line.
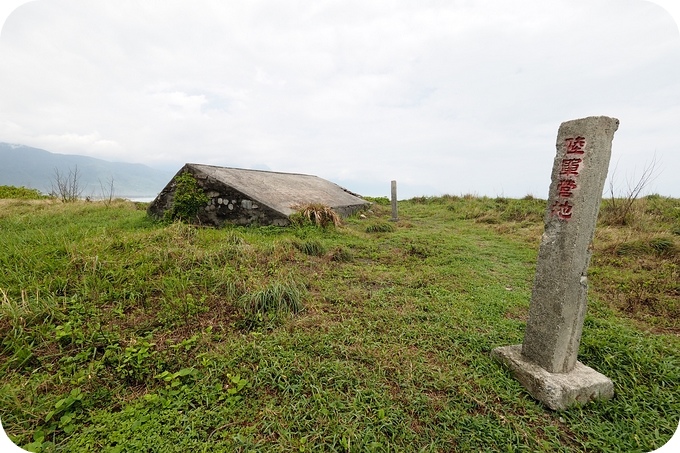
left=390, top=180, right=398, bottom=222
left=492, top=116, right=619, bottom=410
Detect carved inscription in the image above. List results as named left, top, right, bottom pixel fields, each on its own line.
left=549, top=136, right=586, bottom=221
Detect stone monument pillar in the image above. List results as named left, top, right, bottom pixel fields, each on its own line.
left=390, top=180, right=398, bottom=222
left=492, top=116, right=618, bottom=410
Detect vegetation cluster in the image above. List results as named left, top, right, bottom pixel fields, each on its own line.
left=0, top=191, right=678, bottom=452
left=163, top=172, right=210, bottom=222
left=0, top=185, right=47, bottom=200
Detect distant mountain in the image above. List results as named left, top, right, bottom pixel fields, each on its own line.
left=0, top=142, right=175, bottom=199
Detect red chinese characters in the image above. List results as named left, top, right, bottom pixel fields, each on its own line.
left=550, top=136, right=587, bottom=221
left=557, top=179, right=578, bottom=198
left=565, top=136, right=586, bottom=154
left=550, top=200, right=574, bottom=220
left=559, top=158, right=582, bottom=177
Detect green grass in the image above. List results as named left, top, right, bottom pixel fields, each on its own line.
left=0, top=196, right=678, bottom=452
left=365, top=222, right=396, bottom=233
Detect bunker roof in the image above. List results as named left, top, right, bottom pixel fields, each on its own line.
left=186, top=163, right=368, bottom=216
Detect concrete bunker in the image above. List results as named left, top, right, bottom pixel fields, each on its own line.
left=147, top=164, right=370, bottom=226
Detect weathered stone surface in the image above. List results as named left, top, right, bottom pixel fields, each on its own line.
left=493, top=116, right=618, bottom=410
left=522, top=116, right=619, bottom=373
left=148, top=164, right=370, bottom=226
left=492, top=345, right=614, bottom=411
left=390, top=180, right=398, bottom=222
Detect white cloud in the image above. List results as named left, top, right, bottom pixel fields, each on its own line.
left=34, top=132, right=123, bottom=158
left=1, top=0, right=679, bottom=198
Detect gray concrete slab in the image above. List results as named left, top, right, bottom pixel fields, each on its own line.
left=148, top=163, right=370, bottom=226
left=522, top=116, right=619, bottom=374
left=492, top=344, right=614, bottom=411
left=190, top=164, right=368, bottom=217
left=493, top=116, right=618, bottom=410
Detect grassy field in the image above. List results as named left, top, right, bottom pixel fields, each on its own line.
left=0, top=194, right=678, bottom=452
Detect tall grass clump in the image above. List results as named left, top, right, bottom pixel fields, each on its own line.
left=329, top=246, right=353, bottom=262
left=362, top=196, right=389, bottom=206
left=0, top=289, right=60, bottom=372
left=238, top=281, right=305, bottom=328
left=409, top=195, right=457, bottom=204
left=612, top=236, right=675, bottom=257
left=365, top=222, right=395, bottom=233
left=445, top=196, right=494, bottom=221
left=499, top=198, right=545, bottom=223
left=293, top=239, right=326, bottom=257
left=0, top=288, right=58, bottom=329
left=291, top=204, right=341, bottom=228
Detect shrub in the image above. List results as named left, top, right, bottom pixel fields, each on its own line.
left=165, top=172, right=210, bottom=223
left=601, top=155, right=660, bottom=226
left=0, top=185, right=47, bottom=200
left=51, top=166, right=84, bottom=202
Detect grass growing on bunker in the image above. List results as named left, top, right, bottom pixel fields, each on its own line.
left=0, top=195, right=678, bottom=452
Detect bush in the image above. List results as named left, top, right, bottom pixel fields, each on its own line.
left=51, top=166, right=83, bottom=202
left=0, top=185, right=47, bottom=200
left=165, top=172, right=210, bottom=223
left=601, top=156, right=660, bottom=226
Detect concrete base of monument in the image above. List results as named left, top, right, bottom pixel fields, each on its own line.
left=491, top=344, right=614, bottom=411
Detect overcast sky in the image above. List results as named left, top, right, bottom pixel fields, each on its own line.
left=1, top=0, right=679, bottom=199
